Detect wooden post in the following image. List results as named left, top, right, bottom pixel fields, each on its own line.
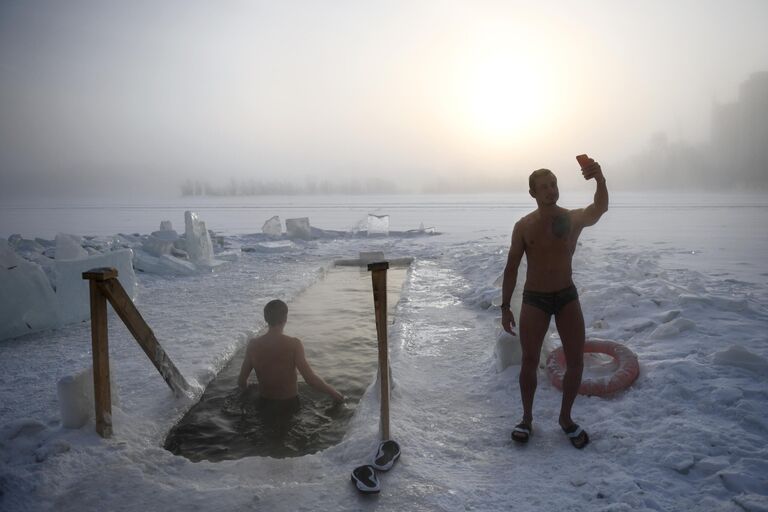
left=83, top=267, right=115, bottom=438
left=368, top=261, right=390, bottom=441
left=95, top=277, right=190, bottom=395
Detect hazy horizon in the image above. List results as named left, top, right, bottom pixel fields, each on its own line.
left=1, top=0, right=767, bottom=199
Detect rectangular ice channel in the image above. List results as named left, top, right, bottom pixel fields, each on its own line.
left=164, top=265, right=408, bottom=461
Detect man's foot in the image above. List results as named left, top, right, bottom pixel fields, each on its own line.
left=562, top=423, right=589, bottom=449
left=511, top=422, right=533, bottom=443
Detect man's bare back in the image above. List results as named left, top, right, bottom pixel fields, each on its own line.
left=242, top=331, right=302, bottom=400
left=238, top=299, right=343, bottom=403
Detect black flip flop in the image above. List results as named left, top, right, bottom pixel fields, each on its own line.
left=351, top=464, right=380, bottom=494
left=371, top=440, right=401, bottom=471
left=511, top=422, right=533, bottom=443
left=563, top=424, right=590, bottom=449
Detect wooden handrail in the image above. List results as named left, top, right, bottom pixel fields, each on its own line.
left=83, top=267, right=191, bottom=438
left=368, top=261, right=390, bottom=441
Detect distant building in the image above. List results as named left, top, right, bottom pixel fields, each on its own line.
left=711, top=71, right=768, bottom=187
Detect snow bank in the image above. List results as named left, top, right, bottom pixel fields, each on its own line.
left=713, top=345, right=768, bottom=374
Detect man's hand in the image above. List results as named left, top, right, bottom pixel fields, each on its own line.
left=501, top=308, right=517, bottom=335
left=581, top=158, right=604, bottom=183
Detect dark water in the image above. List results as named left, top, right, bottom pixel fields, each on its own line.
left=164, top=266, right=406, bottom=461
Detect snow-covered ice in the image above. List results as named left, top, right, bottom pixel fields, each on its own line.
left=0, top=193, right=767, bottom=511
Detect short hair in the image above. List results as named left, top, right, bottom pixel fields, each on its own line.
left=529, top=168, right=555, bottom=192
left=264, top=299, right=288, bottom=326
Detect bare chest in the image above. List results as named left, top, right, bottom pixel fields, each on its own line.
left=523, top=214, right=578, bottom=254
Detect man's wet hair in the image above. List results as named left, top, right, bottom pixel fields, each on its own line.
left=264, top=299, right=288, bottom=326
left=529, top=168, right=555, bottom=192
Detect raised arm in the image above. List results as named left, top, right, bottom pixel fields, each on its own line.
left=500, top=221, right=525, bottom=335
left=237, top=343, right=254, bottom=390
left=294, top=338, right=344, bottom=402
left=577, top=160, right=608, bottom=227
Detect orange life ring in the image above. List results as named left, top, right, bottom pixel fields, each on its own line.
left=546, top=339, right=639, bottom=397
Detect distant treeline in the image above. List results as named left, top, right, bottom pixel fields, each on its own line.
left=180, top=177, right=400, bottom=196
left=619, top=71, right=768, bottom=190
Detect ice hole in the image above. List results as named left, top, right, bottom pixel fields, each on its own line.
left=164, top=265, right=408, bottom=461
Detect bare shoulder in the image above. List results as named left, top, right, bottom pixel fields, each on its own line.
left=246, top=334, right=264, bottom=353
left=519, top=211, right=537, bottom=224
left=566, top=207, right=587, bottom=226
left=515, top=212, right=536, bottom=232
left=251, top=333, right=269, bottom=344
left=566, top=207, right=583, bottom=216
left=287, top=335, right=303, bottom=349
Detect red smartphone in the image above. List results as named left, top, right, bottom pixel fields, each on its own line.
left=576, top=154, right=591, bottom=168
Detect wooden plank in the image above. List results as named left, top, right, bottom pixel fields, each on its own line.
left=82, top=267, right=118, bottom=281
left=369, top=262, right=390, bottom=441
left=96, top=278, right=191, bottom=395
left=89, top=280, right=113, bottom=438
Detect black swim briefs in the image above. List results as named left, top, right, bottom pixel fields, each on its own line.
left=522, top=285, right=579, bottom=316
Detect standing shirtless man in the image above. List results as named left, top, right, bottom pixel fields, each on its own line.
left=500, top=155, right=607, bottom=449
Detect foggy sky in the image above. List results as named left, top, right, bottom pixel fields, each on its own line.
left=1, top=0, right=767, bottom=198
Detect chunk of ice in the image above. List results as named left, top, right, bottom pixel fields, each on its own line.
left=367, top=214, right=390, bottom=236
left=262, top=216, right=282, bottom=236
left=58, top=367, right=118, bottom=428
left=142, top=230, right=179, bottom=257
left=55, top=249, right=136, bottom=324
left=133, top=250, right=197, bottom=275
left=0, top=258, right=62, bottom=341
left=55, top=233, right=88, bottom=260
left=286, top=217, right=311, bottom=240
left=0, top=238, right=19, bottom=269
left=184, top=211, right=214, bottom=263
left=495, top=330, right=521, bottom=371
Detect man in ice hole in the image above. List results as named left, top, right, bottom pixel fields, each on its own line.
left=238, top=299, right=344, bottom=409
left=500, top=156, right=608, bottom=449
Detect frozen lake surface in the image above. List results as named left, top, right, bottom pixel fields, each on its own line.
left=1, top=192, right=767, bottom=511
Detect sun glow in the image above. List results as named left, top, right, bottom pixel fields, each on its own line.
left=467, top=54, right=546, bottom=139
left=435, top=21, right=568, bottom=150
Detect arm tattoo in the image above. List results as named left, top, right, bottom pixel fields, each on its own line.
left=552, top=214, right=571, bottom=239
